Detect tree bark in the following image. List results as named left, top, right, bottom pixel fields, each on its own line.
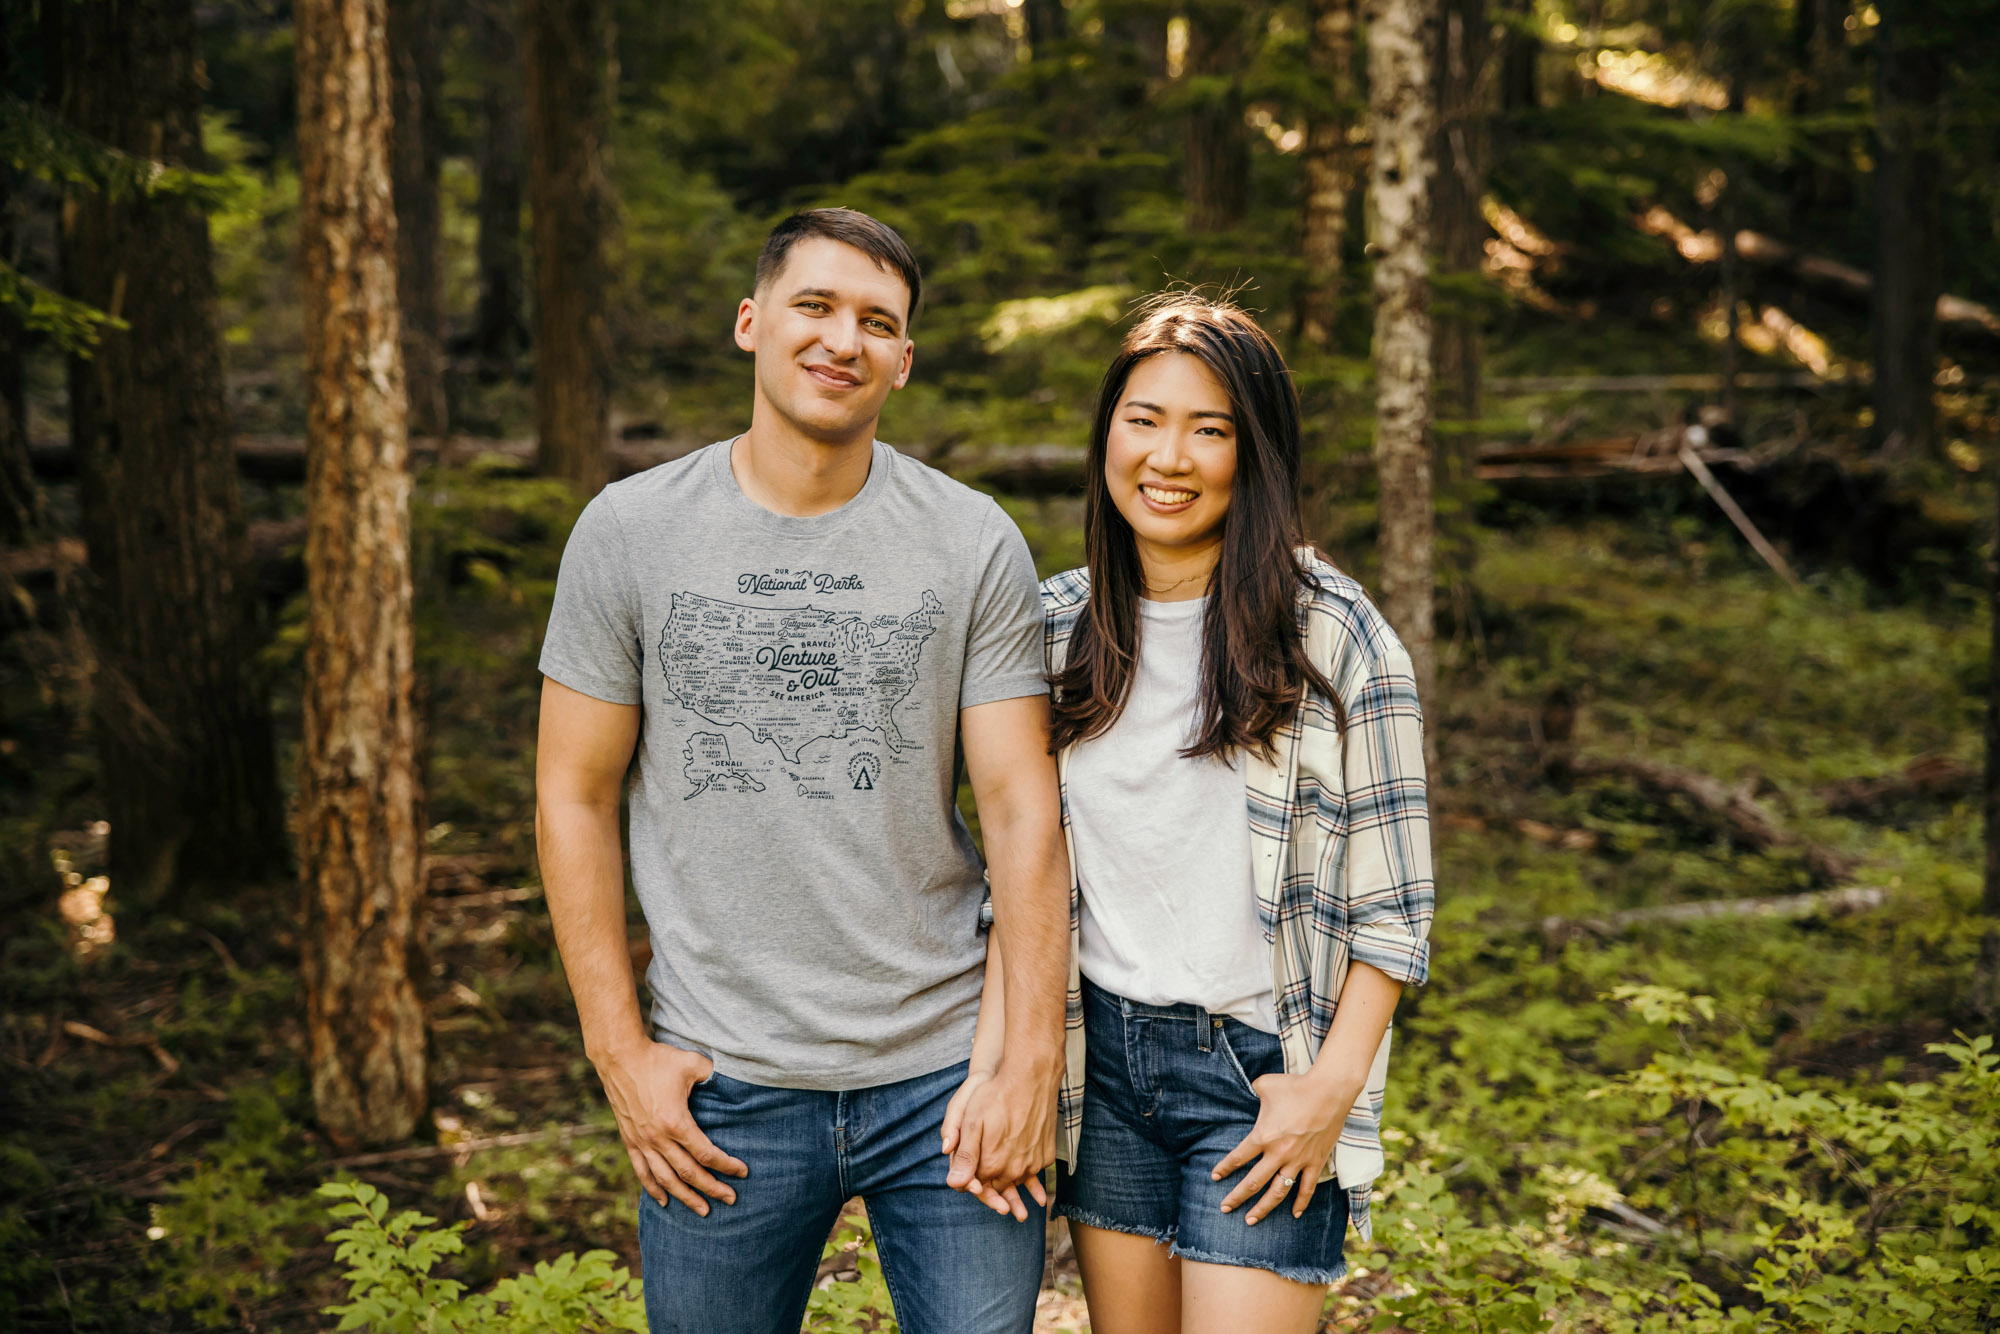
left=1370, top=0, right=1439, bottom=707
left=526, top=0, right=613, bottom=493
left=295, top=0, right=429, bottom=1148
left=1430, top=0, right=1488, bottom=421
left=1988, top=452, right=2000, bottom=917
left=1300, top=0, right=1359, bottom=348
left=1025, top=0, right=1066, bottom=52
left=1498, top=0, right=1537, bottom=112
left=389, top=0, right=448, bottom=437
left=471, top=0, right=527, bottom=376
left=1789, top=0, right=1852, bottom=227
left=53, top=0, right=286, bottom=905
left=0, top=172, right=38, bottom=548
left=1871, top=0, right=1942, bottom=458
left=1184, top=1, right=1249, bottom=234
left=1103, top=0, right=1170, bottom=81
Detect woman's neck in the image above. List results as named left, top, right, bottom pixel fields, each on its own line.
left=1134, top=537, right=1221, bottom=602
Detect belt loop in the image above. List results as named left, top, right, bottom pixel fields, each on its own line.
left=1195, top=1006, right=1213, bottom=1051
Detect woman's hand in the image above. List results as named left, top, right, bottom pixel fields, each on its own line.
left=1211, top=1069, right=1361, bottom=1225
left=941, top=1066, right=1039, bottom=1220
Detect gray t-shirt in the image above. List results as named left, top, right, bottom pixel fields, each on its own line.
left=539, top=440, right=1045, bottom=1089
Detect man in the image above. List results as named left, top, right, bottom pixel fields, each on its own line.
left=535, top=207, right=1070, bottom=1334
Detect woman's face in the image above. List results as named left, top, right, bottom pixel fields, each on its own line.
left=1104, top=351, right=1238, bottom=561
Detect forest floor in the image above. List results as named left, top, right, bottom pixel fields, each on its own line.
left=0, top=445, right=1991, bottom=1330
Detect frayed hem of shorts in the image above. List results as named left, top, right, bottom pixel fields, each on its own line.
left=1167, top=1242, right=1348, bottom=1287
left=1054, top=1205, right=1174, bottom=1245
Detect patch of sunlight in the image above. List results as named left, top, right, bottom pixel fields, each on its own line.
left=981, top=285, right=1133, bottom=353
left=1589, top=48, right=1730, bottom=110
left=1483, top=197, right=1558, bottom=257
left=58, top=874, right=114, bottom=958
left=1754, top=305, right=1837, bottom=378
left=1166, top=16, right=1188, bottom=78
left=1247, top=104, right=1306, bottom=154
left=1636, top=205, right=1721, bottom=263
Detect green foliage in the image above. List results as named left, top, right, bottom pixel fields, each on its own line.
left=319, top=1181, right=646, bottom=1333
left=142, top=1083, right=318, bottom=1326
left=315, top=1182, right=900, bottom=1334
left=804, top=1213, right=897, bottom=1333
left=0, top=258, right=125, bottom=355
left=1358, top=1014, right=2000, bottom=1332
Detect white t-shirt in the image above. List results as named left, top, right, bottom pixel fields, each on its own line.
left=1067, top=595, right=1278, bottom=1032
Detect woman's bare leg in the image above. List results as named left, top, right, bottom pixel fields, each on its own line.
left=1071, top=1222, right=1182, bottom=1334
left=1180, top=1257, right=1327, bottom=1334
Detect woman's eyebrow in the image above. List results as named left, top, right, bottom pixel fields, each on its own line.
left=1123, top=398, right=1235, bottom=422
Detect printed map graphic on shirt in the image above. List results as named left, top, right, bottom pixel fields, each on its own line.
left=660, top=590, right=944, bottom=797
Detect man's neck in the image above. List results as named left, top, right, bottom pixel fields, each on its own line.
left=731, top=415, right=878, bottom=518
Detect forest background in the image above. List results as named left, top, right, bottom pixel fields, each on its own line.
left=1, top=0, right=1998, bottom=1330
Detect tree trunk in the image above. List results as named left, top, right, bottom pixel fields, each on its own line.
left=1498, top=0, right=1537, bottom=111
left=54, top=0, right=286, bottom=905
left=1103, top=0, right=1170, bottom=81
left=472, top=0, right=527, bottom=376
left=1300, top=0, right=1358, bottom=348
left=1989, top=458, right=2000, bottom=916
left=1185, top=1, right=1249, bottom=234
left=295, top=0, right=429, bottom=1148
left=1430, top=0, right=1488, bottom=421
left=1369, top=0, right=1439, bottom=707
left=526, top=0, right=613, bottom=494
left=1025, top=0, right=1066, bottom=52
left=0, top=172, right=38, bottom=548
left=1789, top=0, right=1852, bottom=227
left=1871, top=1, right=1942, bottom=459
left=390, top=0, right=448, bottom=437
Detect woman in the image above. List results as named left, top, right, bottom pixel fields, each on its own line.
left=947, top=293, right=1434, bottom=1333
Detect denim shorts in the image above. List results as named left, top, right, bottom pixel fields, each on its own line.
left=1055, top=980, right=1349, bottom=1286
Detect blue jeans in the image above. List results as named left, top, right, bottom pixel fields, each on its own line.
left=637, top=1058, right=1046, bottom=1334
left=1056, top=981, right=1350, bottom=1285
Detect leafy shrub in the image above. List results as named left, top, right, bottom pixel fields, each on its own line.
left=317, top=1182, right=901, bottom=1334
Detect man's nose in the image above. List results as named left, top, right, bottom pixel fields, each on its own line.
left=819, top=314, right=862, bottom=359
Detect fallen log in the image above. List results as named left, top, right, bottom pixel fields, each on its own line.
left=2, top=517, right=306, bottom=585
left=27, top=433, right=703, bottom=484
left=323, top=1122, right=616, bottom=1169
left=1816, top=754, right=1977, bottom=815
left=1543, top=884, right=1889, bottom=946
left=1561, top=754, right=1853, bottom=883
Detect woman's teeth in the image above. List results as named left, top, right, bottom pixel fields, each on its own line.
left=1141, top=485, right=1195, bottom=505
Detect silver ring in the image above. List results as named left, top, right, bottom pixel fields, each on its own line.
left=1278, top=1175, right=1296, bottom=1189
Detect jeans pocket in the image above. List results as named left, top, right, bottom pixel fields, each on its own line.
left=1214, top=1022, right=1280, bottom=1103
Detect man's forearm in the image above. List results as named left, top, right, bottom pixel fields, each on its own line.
left=983, top=812, right=1069, bottom=1078
left=537, top=799, right=648, bottom=1062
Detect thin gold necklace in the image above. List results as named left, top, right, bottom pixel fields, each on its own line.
left=1142, top=570, right=1207, bottom=597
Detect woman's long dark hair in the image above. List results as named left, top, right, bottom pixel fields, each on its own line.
left=1050, top=293, right=1342, bottom=760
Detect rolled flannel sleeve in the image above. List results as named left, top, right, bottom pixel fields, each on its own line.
left=1338, top=641, right=1434, bottom=985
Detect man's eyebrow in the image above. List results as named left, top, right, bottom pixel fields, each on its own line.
left=787, top=288, right=904, bottom=329
left=1123, top=398, right=1234, bottom=421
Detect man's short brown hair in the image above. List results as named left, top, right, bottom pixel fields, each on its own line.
left=755, top=208, right=923, bottom=329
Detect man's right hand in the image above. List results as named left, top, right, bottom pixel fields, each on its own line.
left=594, top=1039, right=748, bottom=1216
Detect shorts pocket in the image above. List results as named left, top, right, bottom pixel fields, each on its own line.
left=1215, top=1021, right=1283, bottom=1101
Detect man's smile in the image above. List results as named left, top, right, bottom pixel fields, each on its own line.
left=804, top=361, right=863, bottom=390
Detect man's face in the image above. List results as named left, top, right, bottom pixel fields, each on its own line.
left=735, top=238, right=914, bottom=446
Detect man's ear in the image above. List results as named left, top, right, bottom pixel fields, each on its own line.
left=733, top=297, right=758, bottom=353
left=891, top=337, right=914, bottom=391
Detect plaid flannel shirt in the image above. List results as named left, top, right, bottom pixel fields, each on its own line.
left=1043, top=553, right=1434, bottom=1239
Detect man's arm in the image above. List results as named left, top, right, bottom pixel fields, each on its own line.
left=535, top=678, right=746, bottom=1215
left=945, top=693, right=1070, bottom=1203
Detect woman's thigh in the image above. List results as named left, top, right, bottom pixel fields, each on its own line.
left=1179, top=1255, right=1329, bottom=1334
left=1071, top=1222, right=1181, bottom=1334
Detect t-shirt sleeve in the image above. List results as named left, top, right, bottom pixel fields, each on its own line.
left=959, top=501, right=1048, bottom=710
left=538, top=491, right=645, bottom=706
